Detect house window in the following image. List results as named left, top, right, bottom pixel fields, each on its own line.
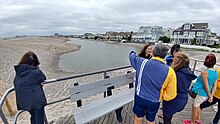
left=196, top=32, right=204, bottom=37
left=184, top=24, right=190, bottom=30
left=183, top=31, right=188, bottom=36
left=189, top=32, right=195, bottom=37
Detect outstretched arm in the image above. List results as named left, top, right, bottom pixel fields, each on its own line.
left=129, top=51, right=138, bottom=70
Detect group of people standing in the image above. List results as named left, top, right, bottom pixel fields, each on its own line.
left=129, top=43, right=220, bottom=124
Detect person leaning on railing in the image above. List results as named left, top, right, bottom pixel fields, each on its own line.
left=13, top=51, right=47, bottom=124
left=200, top=68, right=220, bottom=124
left=188, top=54, right=218, bottom=124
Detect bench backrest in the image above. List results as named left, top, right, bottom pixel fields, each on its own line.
left=69, top=72, right=135, bottom=102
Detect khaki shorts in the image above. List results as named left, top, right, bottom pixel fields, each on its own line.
left=193, top=95, right=208, bottom=107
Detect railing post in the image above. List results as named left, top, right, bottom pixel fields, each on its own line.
left=74, top=83, right=82, bottom=107
left=44, top=112, right=48, bottom=124
left=107, top=86, right=114, bottom=97
left=103, top=72, right=107, bottom=79
left=0, top=108, right=8, bottom=124
left=115, top=71, right=133, bottom=123
left=193, top=60, right=198, bottom=73
left=0, top=87, right=15, bottom=124
left=127, top=71, right=134, bottom=89
left=104, top=75, right=110, bottom=98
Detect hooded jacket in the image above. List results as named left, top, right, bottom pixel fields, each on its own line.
left=163, top=67, right=197, bottom=117
left=13, top=64, right=47, bottom=111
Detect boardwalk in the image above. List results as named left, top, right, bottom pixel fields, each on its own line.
left=52, top=98, right=216, bottom=124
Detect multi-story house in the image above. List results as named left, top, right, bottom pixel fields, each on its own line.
left=170, top=23, right=219, bottom=46
left=206, top=32, right=220, bottom=46
left=105, top=31, right=131, bottom=42
left=132, top=26, right=163, bottom=43
left=83, top=33, right=94, bottom=39
left=162, top=28, right=174, bottom=38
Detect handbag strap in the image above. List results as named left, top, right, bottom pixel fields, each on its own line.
left=136, top=59, right=149, bottom=95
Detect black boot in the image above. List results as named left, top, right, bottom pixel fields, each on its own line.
left=115, top=107, right=123, bottom=123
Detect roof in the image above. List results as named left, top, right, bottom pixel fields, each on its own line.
left=192, top=23, right=208, bottom=29
left=173, top=27, right=182, bottom=32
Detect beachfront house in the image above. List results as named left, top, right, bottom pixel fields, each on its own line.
left=105, top=31, right=131, bottom=42
left=132, top=26, right=163, bottom=43
left=170, top=23, right=219, bottom=46
left=162, top=28, right=174, bottom=38
left=206, top=32, right=220, bottom=46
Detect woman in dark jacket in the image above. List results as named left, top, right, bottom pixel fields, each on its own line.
left=162, top=52, right=197, bottom=124
left=13, top=51, right=47, bottom=124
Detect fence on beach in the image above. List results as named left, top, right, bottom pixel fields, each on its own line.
left=0, top=57, right=220, bottom=124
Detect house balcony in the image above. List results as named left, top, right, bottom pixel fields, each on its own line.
left=170, top=35, right=195, bottom=39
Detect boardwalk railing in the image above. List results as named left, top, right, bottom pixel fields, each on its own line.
left=0, top=65, right=131, bottom=124
left=0, top=58, right=220, bottom=124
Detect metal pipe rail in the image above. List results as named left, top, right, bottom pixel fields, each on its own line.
left=0, top=65, right=132, bottom=124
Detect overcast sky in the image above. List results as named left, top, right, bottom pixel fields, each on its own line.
left=0, top=0, right=220, bottom=37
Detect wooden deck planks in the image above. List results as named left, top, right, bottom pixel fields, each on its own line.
left=54, top=100, right=217, bottom=124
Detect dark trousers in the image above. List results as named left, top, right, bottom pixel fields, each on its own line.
left=28, top=107, right=45, bottom=124
left=163, top=113, right=173, bottom=124
left=200, top=96, right=220, bottom=124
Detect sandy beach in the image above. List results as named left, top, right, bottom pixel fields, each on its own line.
left=0, top=37, right=133, bottom=124
left=0, top=37, right=82, bottom=123
left=1, top=37, right=220, bottom=123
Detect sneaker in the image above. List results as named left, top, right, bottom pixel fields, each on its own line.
left=213, top=105, right=218, bottom=112
left=183, top=120, right=192, bottom=124
left=195, top=120, right=202, bottom=124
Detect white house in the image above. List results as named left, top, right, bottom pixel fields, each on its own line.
left=132, top=26, right=163, bottom=43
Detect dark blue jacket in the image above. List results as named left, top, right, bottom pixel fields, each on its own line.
left=162, top=67, right=196, bottom=117
left=165, top=55, right=174, bottom=66
left=13, top=64, right=47, bottom=111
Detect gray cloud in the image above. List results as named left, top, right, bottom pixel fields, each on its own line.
left=0, top=0, right=220, bottom=37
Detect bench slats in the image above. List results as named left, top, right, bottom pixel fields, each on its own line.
left=70, top=72, right=134, bottom=102
left=74, top=88, right=134, bottom=124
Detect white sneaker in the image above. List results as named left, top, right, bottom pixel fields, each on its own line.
left=213, top=104, right=218, bottom=112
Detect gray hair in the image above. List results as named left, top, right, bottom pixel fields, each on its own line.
left=153, top=43, right=169, bottom=59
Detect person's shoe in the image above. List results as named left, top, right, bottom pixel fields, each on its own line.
left=183, top=120, right=192, bottom=124
left=195, top=120, right=202, bottom=124
left=213, top=104, right=218, bottom=112
left=115, top=107, right=123, bottom=123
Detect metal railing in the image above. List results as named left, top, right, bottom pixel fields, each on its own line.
left=1, top=58, right=220, bottom=124
left=0, top=65, right=131, bottom=124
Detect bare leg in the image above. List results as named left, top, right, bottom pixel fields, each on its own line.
left=191, top=105, right=196, bottom=124
left=197, top=107, right=201, bottom=122
left=134, top=116, right=143, bottom=124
